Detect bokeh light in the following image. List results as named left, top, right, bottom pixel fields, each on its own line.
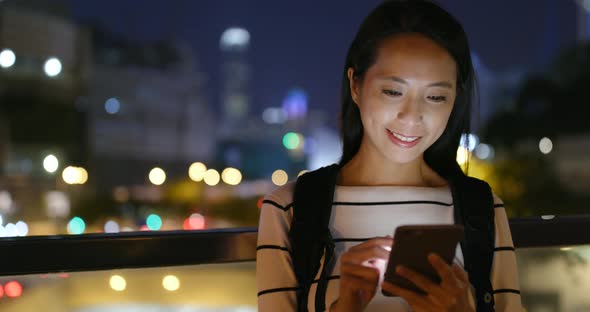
left=460, top=133, right=479, bottom=152
left=183, top=213, right=205, bottom=230
left=282, top=132, right=302, bottom=150
left=162, top=275, right=180, bottom=291
left=15, top=221, right=28, bottom=236
left=188, top=162, right=207, bottom=182
left=44, top=57, right=62, bottom=77
left=475, top=143, right=494, bottom=160
left=146, top=214, right=162, bottom=231
left=62, top=166, right=88, bottom=185
left=0, top=49, right=16, bottom=68
left=78, top=167, right=88, bottom=184
left=297, top=170, right=309, bottom=177
left=257, top=197, right=264, bottom=209
left=109, top=275, right=126, bottom=292
left=62, top=167, right=77, bottom=184
left=43, top=154, right=59, bottom=173
left=456, top=146, right=469, bottom=165
left=221, top=167, right=242, bottom=185
left=272, top=170, right=289, bottom=186
left=104, top=220, right=120, bottom=233
left=105, top=98, right=121, bottom=114
left=539, top=137, right=553, bottom=154
left=149, top=167, right=166, bottom=185
left=67, top=217, right=86, bottom=235
left=220, top=27, right=250, bottom=51
left=4, top=223, right=17, bottom=237
left=5, top=281, right=23, bottom=298
left=204, top=169, right=220, bottom=186
left=282, top=88, right=308, bottom=119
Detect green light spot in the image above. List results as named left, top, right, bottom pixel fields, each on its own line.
left=67, top=217, right=86, bottom=235
left=282, top=132, right=301, bottom=150
left=146, top=214, right=162, bottom=231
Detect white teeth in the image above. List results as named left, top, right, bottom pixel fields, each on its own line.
left=391, top=131, right=419, bottom=142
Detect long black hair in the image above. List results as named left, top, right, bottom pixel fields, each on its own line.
left=339, top=0, right=476, bottom=178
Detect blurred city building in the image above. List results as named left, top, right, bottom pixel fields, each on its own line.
left=84, top=26, right=215, bottom=192
left=0, top=1, right=91, bottom=224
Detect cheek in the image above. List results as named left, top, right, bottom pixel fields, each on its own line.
left=429, top=107, right=454, bottom=138
left=358, top=94, right=391, bottom=128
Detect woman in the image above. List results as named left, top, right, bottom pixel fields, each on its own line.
left=257, top=1, right=522, bottom=311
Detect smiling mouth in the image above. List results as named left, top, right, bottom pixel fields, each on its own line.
left=387, top=129, right=421, bottom=142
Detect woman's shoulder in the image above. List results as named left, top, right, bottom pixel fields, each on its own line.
left=491, top=191, right=504, bottom=206
left=263, top=181, right=296, bottom=208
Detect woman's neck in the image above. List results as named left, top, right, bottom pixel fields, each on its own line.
left=338, top=148, right=447, bottom=187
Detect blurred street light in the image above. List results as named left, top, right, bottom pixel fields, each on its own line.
left=62, top=166, right=88, bottom=185
left=539, top=137, right=553, bottom=154
left=162, top=275, right=180, bottom=291
left=0, top=49, right=16, bottom=68
left=149, top=167, right=166, bottom=185
left=67, top=217, right=85, bottom=234
left=188, top=162, right=207, bottom=182
left=43, top=154, right=59, bottom=173
left=221, top=167, right=242, bottom=185
left=456, top=146, right=469, bottom=166
left=44, top=57, right=62, bottom=77
left=220, top=27, right=250, bottom=51
left=283, top=132, right=303, bottom=150
left=104, top=98, right=121, bottom=114
left=204, top=169, right=220, bottom=186
left=110, top=275, right=126, bottom=292
left=272, top=170, right=289, bottom=186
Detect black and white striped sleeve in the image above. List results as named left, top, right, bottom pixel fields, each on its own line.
left=256, top=182, right=298, bottom=311
left=491, top=194, right=523, bottom=311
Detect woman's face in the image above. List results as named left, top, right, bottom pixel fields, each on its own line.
left=348, top=33, right=458, bottom=165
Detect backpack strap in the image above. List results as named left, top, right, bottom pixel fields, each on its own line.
left=449, top=175, right=496, bottom=312
left=289, top=164, right=340, bottom=312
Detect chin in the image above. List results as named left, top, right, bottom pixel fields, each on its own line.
left=383, top=151, right=423, bottom=165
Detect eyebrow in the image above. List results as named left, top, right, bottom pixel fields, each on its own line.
left=381, top=76, right=454, bottom=89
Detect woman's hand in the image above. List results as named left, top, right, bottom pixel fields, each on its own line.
left=381, top=253, right=474, bottom=312
left=330, top=237, right=393, bottom=312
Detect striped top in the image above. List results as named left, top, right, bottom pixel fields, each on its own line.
left=256, top=181, right=523, bottom=311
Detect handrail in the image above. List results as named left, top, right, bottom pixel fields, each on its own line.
left=0, top=227, right=258, bottom=276
left=509, top=215, right=590, bottom=248
left=0, top=215, right=589, bottom=276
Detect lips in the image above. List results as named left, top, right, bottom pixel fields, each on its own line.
left=386, top=129, right=422, bottom=148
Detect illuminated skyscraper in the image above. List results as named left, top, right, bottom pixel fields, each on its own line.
left=219, top=27, right=251, bottom=133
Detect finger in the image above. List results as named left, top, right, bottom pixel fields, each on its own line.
left=341, top=263, right=381, bottom=283
left=341, top=244, right=391, bottom=264
left=347, top=237, right=393, bottom=252
left=452, top=263, right=470, bottom=284
left=428, top=253, right=459, bottom=286
left=382, top=281, right=433, bottom=311
left=395, top=265, right=445, bottom=298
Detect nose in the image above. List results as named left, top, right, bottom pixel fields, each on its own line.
left=395, top=98, right=423, bottom=126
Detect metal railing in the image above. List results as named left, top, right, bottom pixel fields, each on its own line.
left=0, top=215, right=588, bottom=276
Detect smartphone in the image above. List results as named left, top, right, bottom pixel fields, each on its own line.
left=382, top=224, right=464, bottom=297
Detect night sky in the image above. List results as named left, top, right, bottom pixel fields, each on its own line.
left=62, top=0, right=580, bottom=126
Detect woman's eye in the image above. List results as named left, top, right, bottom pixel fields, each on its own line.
left=427, top=95, right=446, bottom=102
left=382, top=89, right=402, bottom=96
